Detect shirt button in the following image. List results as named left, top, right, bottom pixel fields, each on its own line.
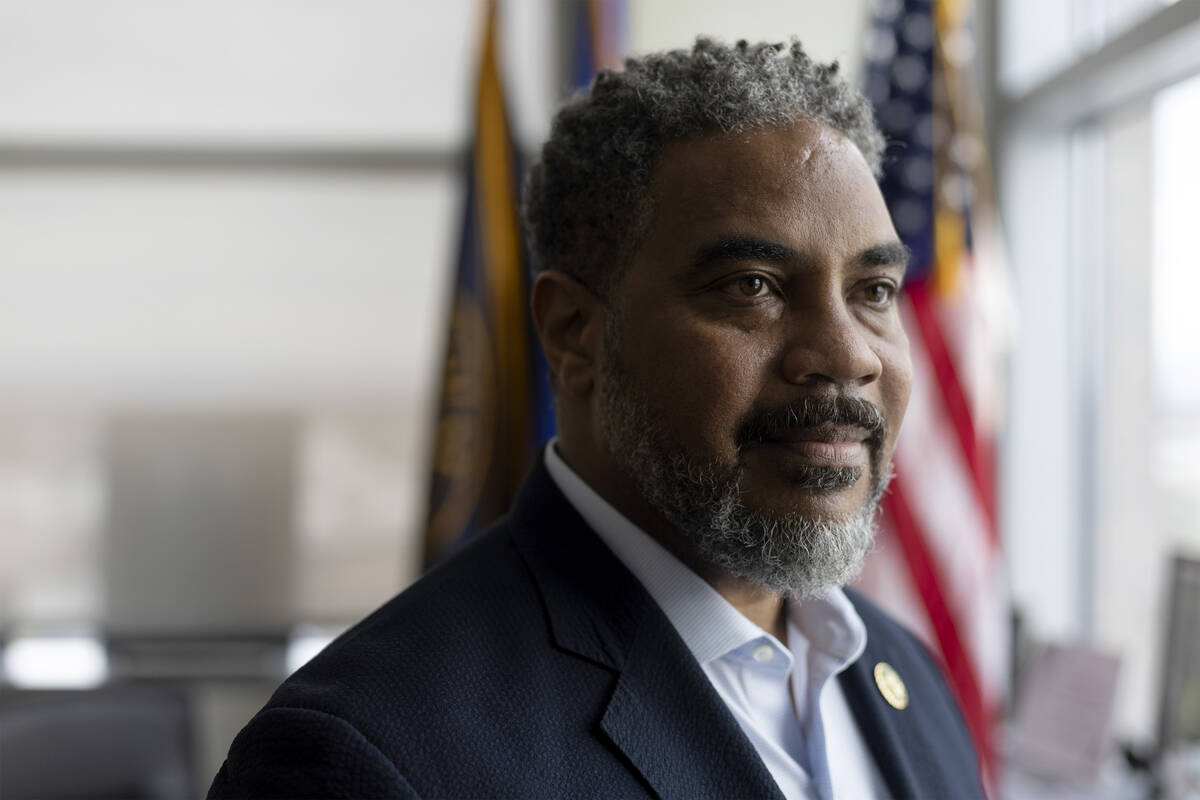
left=753, top=644, right=775, bottom=663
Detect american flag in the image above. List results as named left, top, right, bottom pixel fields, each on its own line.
left=855, top=0, right=1011, bottom=785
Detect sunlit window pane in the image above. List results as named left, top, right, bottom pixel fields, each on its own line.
left=1152, top=71, right=1200, bottom=414
left=1151, top=71, right=1200, bottom=546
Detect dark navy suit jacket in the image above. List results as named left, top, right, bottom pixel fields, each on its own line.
left=210, top=457, right=983, bottom=799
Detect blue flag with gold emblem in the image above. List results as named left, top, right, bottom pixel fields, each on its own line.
left=422, top=0, right=555, bottom=569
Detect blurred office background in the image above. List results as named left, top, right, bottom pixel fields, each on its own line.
left=1, top=0, right=1198, bottom=797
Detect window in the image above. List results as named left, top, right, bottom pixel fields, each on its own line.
left=999, top=0, right=1200, bottom=741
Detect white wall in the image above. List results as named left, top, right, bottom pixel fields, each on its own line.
left=0, top=1, right=556, bottom=150
left=631, top=0, right=869, bottom=86
left=0, top=1, right=557, bottom=414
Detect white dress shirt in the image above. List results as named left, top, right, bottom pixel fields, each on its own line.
left=544, top=441, right=892, bottom=800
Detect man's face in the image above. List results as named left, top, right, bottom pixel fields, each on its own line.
left=594, top=119, right=912, bottom=597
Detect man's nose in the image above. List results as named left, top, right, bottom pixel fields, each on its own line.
left=778, top=301, right=883, bottom=387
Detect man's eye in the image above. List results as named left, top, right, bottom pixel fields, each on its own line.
left=730, top=275, right=768, bottom=297
left=864, top=282, right=897, bottom=306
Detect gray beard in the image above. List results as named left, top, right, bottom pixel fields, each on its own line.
left=597, top=331, right=891, bottom=600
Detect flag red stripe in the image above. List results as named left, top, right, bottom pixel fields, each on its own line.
left=883, top=476, right=994, bottom=781
left=905, top=281, right=998, bottom=544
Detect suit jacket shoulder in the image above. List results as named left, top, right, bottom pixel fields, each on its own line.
left=211, top=518, right=650, bottom=798
left=210, top=461, right=779, bottom=799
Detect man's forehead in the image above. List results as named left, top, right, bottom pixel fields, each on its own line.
left=642, top=122, right=880, bottom=233
left=637, top=121, right=889, bottom=240
left=651, top=120, right=868, bottom=191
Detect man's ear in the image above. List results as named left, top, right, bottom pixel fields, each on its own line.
left=530, top=270, right=603, bottom=398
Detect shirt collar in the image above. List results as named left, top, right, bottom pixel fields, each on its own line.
left=544, top=440, right=868, bottom=670
left=788, top=584, right=867, bottom=671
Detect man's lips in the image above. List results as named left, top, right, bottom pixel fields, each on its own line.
left=764, top=423, right=871, bottom=444
left=768, top=440, right=867, bottom=467
left=751, top=424, right=872, bottom=468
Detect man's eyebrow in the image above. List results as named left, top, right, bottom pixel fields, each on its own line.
left=852, top=242, right=912, bottom=272
left=684, top=235, right=797, bottom=281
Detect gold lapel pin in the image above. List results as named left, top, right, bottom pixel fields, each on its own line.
left=874, top=661, right=909, bottom=710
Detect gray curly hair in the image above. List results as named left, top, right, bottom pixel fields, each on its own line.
left=522, top=37, right=885, bottom=299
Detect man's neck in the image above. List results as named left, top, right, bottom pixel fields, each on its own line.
left=555, top=437, right=787, bottom=640
left=666, top=537, right=788, bottom=641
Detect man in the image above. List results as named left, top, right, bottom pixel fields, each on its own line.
left=210, top=39, right=984, bottom=799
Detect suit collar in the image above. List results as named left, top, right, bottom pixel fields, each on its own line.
left=508, top=455, right=643, bottom=670
left=509, top=456, right=784, bottom=800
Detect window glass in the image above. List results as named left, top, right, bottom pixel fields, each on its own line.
left=1100, top=0, right=1176, bottom=46
left=1152, top=72, right=1200, bottom=548
left=999, top=0, right=1177, bottom=94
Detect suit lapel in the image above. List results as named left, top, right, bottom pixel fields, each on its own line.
left=837, top=589, right=985, bottom=800
left=838, top=655, right=921, bottom=800
left=598, top=606, right=785, bottom=800
left=510, top=458, right=784, bottom=800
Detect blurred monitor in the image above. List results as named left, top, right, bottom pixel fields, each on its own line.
left=1157, top=554, right=1200, bottom=754
left=104, top=414, right=297, bottom=639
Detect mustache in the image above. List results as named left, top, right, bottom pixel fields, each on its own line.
left=735, top=395, right=887, bottom=450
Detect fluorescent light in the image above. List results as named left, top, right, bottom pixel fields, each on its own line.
left=285, top=625, right=341, bottom=675
left=4, top=634, right=108, bottom=689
